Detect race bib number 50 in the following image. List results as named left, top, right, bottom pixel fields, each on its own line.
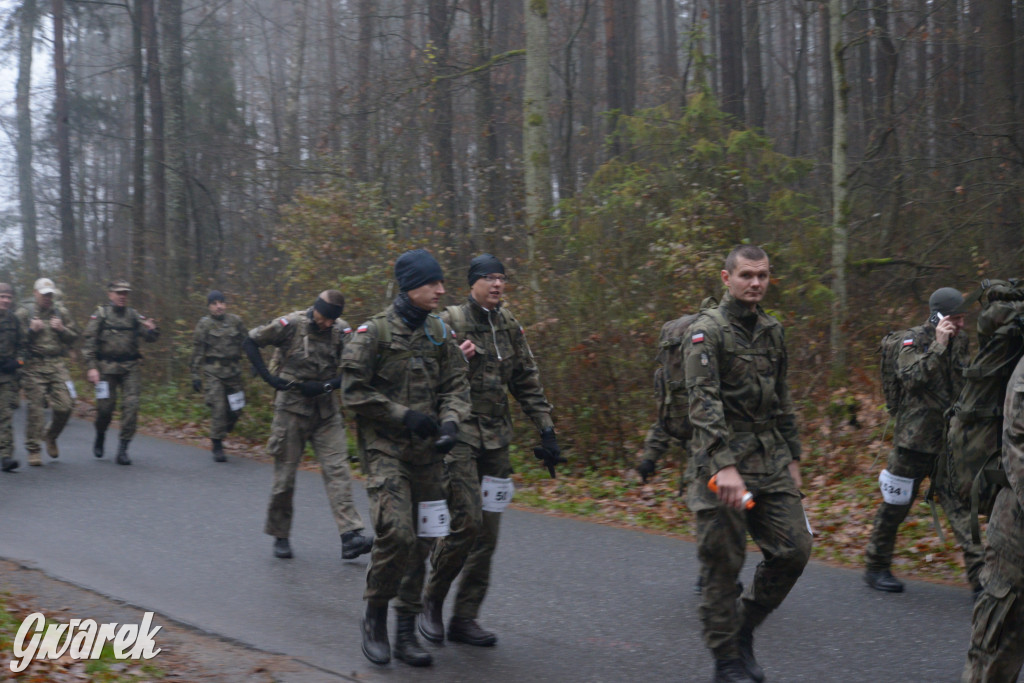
left=481, top=476, right=514, bottom=513
left=418, top=500, right=450, bottom=538
left=879, top=469, right=914, bottom=505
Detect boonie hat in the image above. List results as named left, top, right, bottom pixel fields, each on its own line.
left=34, top=278, right=57, bottom=295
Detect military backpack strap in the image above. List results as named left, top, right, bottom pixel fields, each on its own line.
left=445, top=305, right=466, bottom=335
left=971, top=455, right=1010, bottom=544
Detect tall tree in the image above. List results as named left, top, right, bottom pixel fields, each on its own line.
left=130, top=0, right=146, bottom=291
left=52, top=0, right=77, bottom=279
left=718, top=0, right=744, bottom=120
left=353, top=0, right=374, bottom=180
left=427, top=0, right=457, bottom=232
left=744, top=0, right=764, bottom=129
left=162, top=0, right=188, bottom=291
left=16, top=0, right=40, bottom=277
left=830, top=0, right=850, bottom=373
left=524, top=0, right=551, bottom=291
left=142, top=0, right=164, bottom=284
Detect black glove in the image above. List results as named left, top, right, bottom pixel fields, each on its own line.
left=0, top=358, right=20, bottom=374
left=192, top=379, right=202, bottom=393
left=637, top=459, right=656, bottom=483
left=299, top=380, right=327, bottom=397
left=534, top=428, right=566, bottom=478
left=403, top=410, right=440, bottom=439
left=268, top=375, right=292, bottom=391
left=435, top=421, right=458, bottom=454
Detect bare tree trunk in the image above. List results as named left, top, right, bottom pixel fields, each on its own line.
left=524, top=0, right=552, bottom=293
left=325, top=0, right=341, bottom=154
left=662, top=0, right=680, bottom=108
left=52, top=0, right=77, bottom=280
left=829, top=0, right=849, bottom=374
left=427, top=0, right=457, bottom=232
left=744, top=0, right=764, bottom=129
left=282, top=0, right=309, bottom=201
left=142, top=0, right=164, bottom=288
left=130, top=0, right=146, bottom=291
left=162, top=0, right=188, bottom=291
left=16, top=0, right=39, bottom=277
left=719, top=0, right=744, bottom=119
left=579, top=0, right=598, bottom=174
left=353, top=0, right=373, bottom=180
left=469, top=0, right=503, bottom=234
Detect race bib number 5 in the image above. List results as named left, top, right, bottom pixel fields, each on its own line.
left=418, top=500, right=450, bottom=538
left=481, top=476, right=514, bottom=513
left=879, top=469, right=914, bottom=505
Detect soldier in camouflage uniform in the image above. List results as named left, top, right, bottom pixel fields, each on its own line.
left=341, top=249, right=470, bottom=668
left=82, top=279, right=159, bottom=466
left=683, top=245, right=811, bottom=683
left=190, top=291, right=247, bottom=462
left=15, top=278, right=79, bottom=466
left=864, top=287, right=971, bottom=593
left=242, top=290, right=373, bottom=561
left=962, top=352, right=1024, bottom=682
left=0, top=283, right=24, bottom=473
left=417, top=254, right=561, bottom=648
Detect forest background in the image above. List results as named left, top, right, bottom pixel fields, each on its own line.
left=0, top=0, right=1021, bottom=580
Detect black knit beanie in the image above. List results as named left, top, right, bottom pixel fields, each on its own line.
left=395, top=249, right=444, bottom=292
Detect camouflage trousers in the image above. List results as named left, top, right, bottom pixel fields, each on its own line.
left=95, top=368, right=141, bottom=441
left=22, top=361, right=73, bottom=454
left=963, top=492, right=1024, bottom=683
left=424, top=442, right=512, bottom=619
left=263, top=409, right=364, bottom=539
left=693, top=470, right=812, bottom=660
left=201, top=372, right=243, bottom=440
left=364, top=449, right=445, bottom=614
left=865, top=447, right=978, bottom=586
left=0, top=378, right=17, bottom=459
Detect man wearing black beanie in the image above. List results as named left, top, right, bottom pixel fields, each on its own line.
left=417, top=253, right=562, bottom=648
left=342, top=249, right=470, bottom=668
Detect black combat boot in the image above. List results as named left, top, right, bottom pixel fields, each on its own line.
left=341, top=530, right=374, bottom=559
left=93, top=430, right=106, bottom=458
left=394, top=614, right=432, bottom=666
left=361, top=601, right=390, bottom=665
left=211, top=439, right=226, bottom=462
left=714, top=658, right=757, bottom=683
left=417, top=597, right=445, bottom=643
left=273, top=538, right=293, bottom=558
left=1, top=456, right=19, bottom=472
left=864, top=569, right=904, bottom=593
left=736, top=624, right=765, bottom=682
left=447, top=616, right=497, bottom=647
left=115, top=440, right=132, bottom=466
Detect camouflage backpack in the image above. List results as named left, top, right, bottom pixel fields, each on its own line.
left=655, top=313, right=700, bottom=442
left=878, top=330, right=910, bottom=416
left=943, top=279, right=1024, bottom=540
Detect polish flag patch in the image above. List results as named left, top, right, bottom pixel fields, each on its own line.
left=903, top=338, right=914, bottom=346
left=692, top=332, right=705, bottom=343
left=357, top=324, right=369, bottom=333
left=343, top=327, right=352, bottom=334
left=278, top=317, right=289, bottom=326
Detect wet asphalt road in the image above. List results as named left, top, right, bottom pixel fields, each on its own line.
left=0, top=416, right=981, bottom=682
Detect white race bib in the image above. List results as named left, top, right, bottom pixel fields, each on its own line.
left=65, top=380, right=77, bottom=400
left=94, top=381, right=110, bottom=400
left=879, top=469, right=914, bottom=505
left=481, top=476, right=514, bottom=513
left=227, top=391, right=246, bottom=411
left=417, top=500, right=450, bottom=538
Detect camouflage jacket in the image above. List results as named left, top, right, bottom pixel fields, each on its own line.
left=341, top=304, right=471, bottom=465
left=894, top=321, right=969, bottom=454
left=191, top=313, right=247, bottom=381
left=683, top=292, right=800, bottom=478
left=0, top=310, right=25, bottom=385
left=15, top=301, right=79, bottom=362
left=984, top=354, right=1024, bottom=562
left=441, top=298, right=553, bottom=450
left=82, top=304, right=160, bottom=375
left=248, top=309, right=350, bottom=419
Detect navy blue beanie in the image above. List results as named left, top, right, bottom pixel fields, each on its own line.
left=468, top=254, right=505, bottom=286
left=207, top=290, right=225, bottom=304
left=395, top=249, right=444, bottom=292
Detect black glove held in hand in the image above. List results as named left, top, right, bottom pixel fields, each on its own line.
left=403, top=410, right=440, bottom=439
left=534, top=428, right=567, bottom=478
left=637, top=459, right=656, bottom=483
left=0, top=358, right=19, bottom=374
left=435, top=421, right=458, bottom=454
left=299, top=380, right=327, bottom=397
left=192, top=379, right=203, bottom=393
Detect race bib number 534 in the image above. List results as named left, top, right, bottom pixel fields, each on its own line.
left=879, top=469, right=914, bottom=505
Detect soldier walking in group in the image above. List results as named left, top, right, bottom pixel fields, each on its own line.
left=191, top=291, right=247, bottom=462
left=82, top=279, right=159, bottom=466
left=418, top=254, right=562, bottom=648
left=16, top=278, right=79, bottom=466
left=0, top=283, right=24, bottom=473
left=864, top=287, right=971, bottom=593
left=341, top=249, right=470, bottom=668
left=962, top=351, right=1024, bottom=682
left=242, top=290, right=373, bottom=561
left=683, top=245, right=811, bottom=683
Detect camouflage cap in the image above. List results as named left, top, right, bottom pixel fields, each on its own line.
left=108, top=279, right=132, bottom=293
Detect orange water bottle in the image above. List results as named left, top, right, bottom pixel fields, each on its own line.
left=708, top=474, right=755, bottom=509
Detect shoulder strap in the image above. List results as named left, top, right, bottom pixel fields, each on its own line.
left=445, top=305, right=466, bottom=334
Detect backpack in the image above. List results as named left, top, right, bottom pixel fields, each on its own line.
left=655, top=313, right=700, bottom=442
left=942, top=279, right=1024, bottom=541
left=878, top=330, right=910, bottom=416
left=367, top=311, right=450, bottom=369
